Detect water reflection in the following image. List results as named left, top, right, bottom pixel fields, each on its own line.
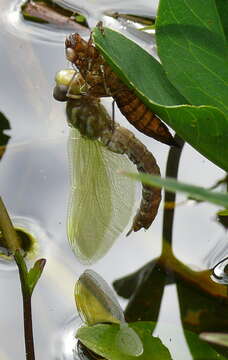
left=212, top=257, right=228, bottom=285
left=51, top=315, right=81, bottom=360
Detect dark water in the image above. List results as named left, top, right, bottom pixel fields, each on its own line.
left=0, top=0, right=227, bottom=359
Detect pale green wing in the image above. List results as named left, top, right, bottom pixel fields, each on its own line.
left=67, top=128, right=136, bottom=264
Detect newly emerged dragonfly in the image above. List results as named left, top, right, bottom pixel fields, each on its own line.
left=54, top=69, right=161, bottom=264
left=75, top=269, right=144, bottom=357
left=65, top=27, right=176, bottom=146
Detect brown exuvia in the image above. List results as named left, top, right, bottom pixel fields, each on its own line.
left=65, top=31, right=176, bottom=146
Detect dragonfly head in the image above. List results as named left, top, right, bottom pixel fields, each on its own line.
left=65, top=33, right=97, bottom=79
left=65, top=34, right=89, bottom=66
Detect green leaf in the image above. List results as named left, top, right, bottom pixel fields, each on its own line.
left=156, top=0, right=228, bottom=116
left=200, top=332, right=228, bottom=348
left=28, top=258, right=46, bottom=295
left=77, top=322, right=172, bottom=360
left=93, top=28, right=228, bottom=171
left=121, top=173, right=228, bottom=208
left=215, top=0, right=228, bottom=41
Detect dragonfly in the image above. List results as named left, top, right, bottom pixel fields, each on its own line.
left=54, top=69, right=161, bottom=264
left=75, top=269, right=144, bottom=357
left=65, top=27, right=176, bottom=147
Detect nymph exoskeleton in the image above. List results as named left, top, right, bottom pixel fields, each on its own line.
left=54, top=70, right=161, bottom=263
left=65, top=29, right=176, bottom=146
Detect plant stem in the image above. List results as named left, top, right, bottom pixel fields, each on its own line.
left=162, top=135, right=185, bottom=246
left=14, top=251, right=35, bottom=360
left=0, top=197, right=36, bottom=360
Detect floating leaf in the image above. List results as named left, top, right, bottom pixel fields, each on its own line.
left=77, top=322, right=172, bottom=360
left=77, top=321, right=226, bottom=360
left=21, top=0, right=89, bottom=29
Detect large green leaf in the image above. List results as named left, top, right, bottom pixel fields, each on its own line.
left=156, top=0, right=228, bottom=116
left=122, top=173, right=228, bottom=208
left=93, top=28, right=228, bottom=171
left=77, top=322, right=226, bottom=360
left=215, top=0, right=228, bottom=41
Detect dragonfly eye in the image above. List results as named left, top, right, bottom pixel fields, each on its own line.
left=66, top=47, right=76, bottom=62
left=53, top=84, right=68, bottom=102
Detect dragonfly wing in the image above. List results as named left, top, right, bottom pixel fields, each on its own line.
left=67, top=128, right=136, bottom=264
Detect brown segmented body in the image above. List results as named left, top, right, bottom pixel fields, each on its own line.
left=65, top=33, right=176, bottom=146
left=100, top=125, right=162, bottom=233
left=64, top=70, right=162, bottom=233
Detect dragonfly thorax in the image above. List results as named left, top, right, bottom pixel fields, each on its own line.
left=66, top=97, right=112, bottom=140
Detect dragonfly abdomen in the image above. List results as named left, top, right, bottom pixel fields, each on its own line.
left=113, top=87, right=176, bottom=146
left=101, top=126, right=162, bottom=233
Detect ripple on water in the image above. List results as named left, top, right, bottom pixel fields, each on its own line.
left=0, top=216, right=49, bottom=271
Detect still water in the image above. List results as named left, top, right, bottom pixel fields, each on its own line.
left=0, top=0, right=227, bottom=359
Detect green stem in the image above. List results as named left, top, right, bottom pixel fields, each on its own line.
left=0, top=198, right=36, bottom=360
left=14, top=251, right=35, bottom=360
left=162, top=135, right=185, bottom=247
